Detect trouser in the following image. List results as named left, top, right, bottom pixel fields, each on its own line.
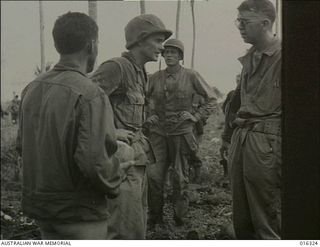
left=37, top=219, right=108, bottom=240
left=147, top=132, right=197, bottom=223
left=228, top=124, right=281, bottom=239
left=107, top=130, right=153, bottom=239
left=107, top=166, right=147, bottom=239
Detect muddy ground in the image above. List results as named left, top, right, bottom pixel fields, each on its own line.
left=1, top=111, right=234, bottom=240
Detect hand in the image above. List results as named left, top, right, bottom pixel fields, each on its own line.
left=145, top=115, right=159, bottom=126
left=116, top=129, right=134, bottom=144
left=219, top=140, right=230, bottom=160
left=179, top=111, right=197, bottom=123
left=119, top=160, right=135, bottom=172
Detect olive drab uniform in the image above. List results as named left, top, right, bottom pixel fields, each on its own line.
left=147, top=66, right=217, bottom=224
left=227, top=39, right=282, bottom=239
left=92, top=52, right=155, bottom=239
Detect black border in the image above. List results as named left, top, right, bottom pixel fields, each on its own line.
left=282, top=0, right=320, bottom=239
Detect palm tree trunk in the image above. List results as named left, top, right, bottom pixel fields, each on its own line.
left=39, top=1, right=45, bottom=74
left=175, top=0, right=181, bottom=39
left=88, top=0, right=97, bottom=22
left=276, top=0, right=282, bottom=38
left=140, top=0, right=146, bottom=14
left=190, top=0, right=196, bottom=69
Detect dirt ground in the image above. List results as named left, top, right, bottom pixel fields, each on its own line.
left=1, top=110, right=234, bottom=240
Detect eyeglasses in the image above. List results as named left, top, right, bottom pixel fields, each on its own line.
left=235, top=18, right=254, bottom=28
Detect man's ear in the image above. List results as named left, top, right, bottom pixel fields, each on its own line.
left=262, top=19, right=272, bottom=29
left=86, top=41, right=93, bottom=54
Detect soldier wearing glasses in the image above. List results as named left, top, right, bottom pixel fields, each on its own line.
left=226, top=0, right=282, bottom=239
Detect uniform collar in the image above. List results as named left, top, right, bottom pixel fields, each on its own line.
left=165, top=65, right=182, bottom=78
left=238, top=38, right=281, bottom=65
left=53, top=60, right=87, bottom=77
left=122, top=51, right=143, bottom=72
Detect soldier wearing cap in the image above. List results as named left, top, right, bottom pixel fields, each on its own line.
left=226, top=0, right=282, bottom=239
left=92, top=14, right=172, bottom=239
left=145, top=38, right=217, bottom=226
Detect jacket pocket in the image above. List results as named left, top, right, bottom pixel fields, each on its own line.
left=175, top=90, right=188, bottom=109
left=126, top=91, right=145, bottom=124
left=254, top=78, right=281, bottom=113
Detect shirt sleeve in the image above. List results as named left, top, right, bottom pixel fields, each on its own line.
left=91, top=61, right=122, bottom=96
left=74, top=91, right=122, bottom=198
left=145, top=74, right=157, bottom=118
left=191, top=70, right=218, bottom=121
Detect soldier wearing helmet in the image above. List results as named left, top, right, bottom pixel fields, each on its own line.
left=91, top=14, right=172, bottom=239
left=145, top=38, right=218, bottom=226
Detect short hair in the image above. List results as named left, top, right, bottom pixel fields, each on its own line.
left=52, top=12, right=98, bottom=55
left=238, top=0, right=276, bottom=24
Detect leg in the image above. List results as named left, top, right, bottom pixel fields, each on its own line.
left=107, top=165, right=147, bottom=239
left=171, top=133, right=196, bottom=225
left=147, top=133, right=169, bottom=224
left=228, top=128, right=255, bottom=239
left=243, top=131, right=281, bottom=239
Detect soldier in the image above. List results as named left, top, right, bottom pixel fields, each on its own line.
left=91, top=14, right=172, bottom=239
left=227, top=0, right=282, bottom=239
left=146, top=39, right=217, bottom=226
left=16, top=12, right=131, bottom=239
left=220, top=74, right=240, bottom=176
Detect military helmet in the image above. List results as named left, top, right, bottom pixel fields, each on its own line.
left=125, top=14, right=172, bottom=50
left=162, top=38, right=184, bottom=59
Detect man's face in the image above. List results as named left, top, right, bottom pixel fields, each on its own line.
left=86, top=39, right=98, bottom=73
left=163, top=47, right=181, bottom=67
left=139, top=33, right=166, bottom=62
left=236, top=11, right=267, bottom=44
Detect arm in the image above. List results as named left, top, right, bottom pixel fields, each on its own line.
left=192, top=71, right=218, bottom=121
left=91, top=61, right=122, bottom=96
left=144, top=74, right=159, bottom=125
left=220, top=86, right=241, bottom=159
left=74, top=92, right=122, bottom=198
left=91, top=62, right=134, bottom=144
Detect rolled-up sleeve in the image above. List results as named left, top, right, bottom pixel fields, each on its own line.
left=192, top=71, right=218, bottom=121
left=74, top=92, right=121, bottom=198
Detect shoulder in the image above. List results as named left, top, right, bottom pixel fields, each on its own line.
left=100, top=57, right=131, bottom=69
left=149, top=70, right=164, bottom=81
left=183, top=68, right=198, bottom=77
left=78, top=78, right=105, bottom=101
left=50, top=70, right=104, bottom=101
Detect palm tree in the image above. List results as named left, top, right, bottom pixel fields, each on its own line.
left=39, top=1, right=45, bottom=73
left=140, top=0, right=146, bottom=14
left=175, top=0, right=181, bottom=39
left=275, top=0, right=282, bottom=38
left=34, top=62, right=53, bottom=77
left=88, top=0, right=97, bottom=22
left=190, top=0, right=196, bottom=69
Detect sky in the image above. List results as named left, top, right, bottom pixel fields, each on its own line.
left=1, top=0, right=280, bottom=102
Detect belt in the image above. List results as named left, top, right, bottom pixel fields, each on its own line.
left=234, top=117, right=281, bottom=136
